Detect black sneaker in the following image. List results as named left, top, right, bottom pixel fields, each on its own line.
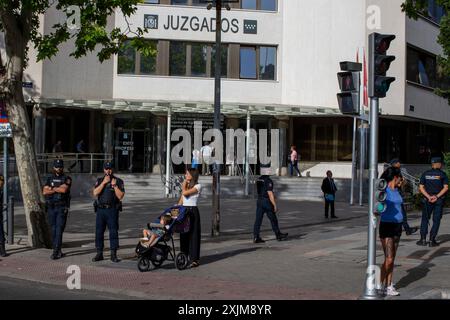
left=416, top=239, right=428, bottom=246
left=331, top=216, right=339, bottom=219
left=276, top=233, right=288, bottom=241
left=429, top=239, right=439, bottom=247
left=92, top=251, right=104, bottom=262
left=253, top=238, right=265, bottom=244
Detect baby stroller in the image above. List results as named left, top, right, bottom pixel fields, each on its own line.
left=135, top=205, right=190, bottom=272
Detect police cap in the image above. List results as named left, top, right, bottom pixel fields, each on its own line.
left=103, top=161, right=113, bottom=169
left=53, top=159, right=64, bottom=168
left=431, top=157, right=442, bottom=164
left=389, top=158, right=400, bottom=166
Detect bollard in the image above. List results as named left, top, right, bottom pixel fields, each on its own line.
left=7, top=196, right=13, bottom=244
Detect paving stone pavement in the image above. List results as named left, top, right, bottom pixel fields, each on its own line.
left=1, top=198, right=450, bottom=300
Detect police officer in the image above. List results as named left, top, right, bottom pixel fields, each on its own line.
left=92, top=162, right=125, bottom=263
left=42, top=159, right=72, bottom=260
left=253, top=164, right=288, bottom=243
left=417, top=157, right=449, bottom=247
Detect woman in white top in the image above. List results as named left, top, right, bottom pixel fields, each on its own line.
left=178, top=168, right=202, bottom=268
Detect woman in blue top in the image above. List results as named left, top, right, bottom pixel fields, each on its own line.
left=378, top=167, right=403, bottom=296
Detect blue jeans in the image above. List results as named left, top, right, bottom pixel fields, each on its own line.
left=47, top=205, right=68, bottom=250
left=289, top=160, right=301, bottom=176
left=420, top=199, right=444, bottom=240
left=253, top=198, right=280, bottom=238
left=95, top=207, right=119, bottom=251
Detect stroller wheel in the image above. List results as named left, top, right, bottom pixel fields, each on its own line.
left=152, top=259, right=163, bottom=268
left=137, top=257, right=153, bottom=272
left=175, top=252, right=189, bottom=270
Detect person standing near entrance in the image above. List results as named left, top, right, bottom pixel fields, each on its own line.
left=69, top=139, right=86, bottom=173
left=321, top=170, right=338, bottom=219
left=417, top=157, right=449, bottom=247
left=92, top=162, right=125, bottom=263
left=253, top=164, right=288, bottom=243
left=42, top=160, right=72, bottom=260
left=200, top=142, right=212, bottom=175
left=289, top=145, right=301, bottom=177
left=0, top=175, right=7, bottom=257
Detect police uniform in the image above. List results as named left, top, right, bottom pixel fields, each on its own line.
left=44, top=160, right=72, bottom=259
left=93, top=168, right=125, bottom=261
left=253, top=167, right=287, bottom=243
left=418, top=159, right=449, bottom=246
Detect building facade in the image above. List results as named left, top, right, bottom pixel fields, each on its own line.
left=9, top=0, right=450, bottom=173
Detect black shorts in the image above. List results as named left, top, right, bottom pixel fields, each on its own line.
left=379, top=221, right=402, bottom=239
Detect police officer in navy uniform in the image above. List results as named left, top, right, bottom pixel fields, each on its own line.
left=92, top=162, right=125, bottom=263
left=417, top=157, right=449, bottom=247
left=253, top=164, right=288, bottom=243
left=42, top=159, right=72, bottom=260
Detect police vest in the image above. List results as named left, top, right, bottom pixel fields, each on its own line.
left=45, top=174, right=71, bottom=205
left=96, top=176, right=123, bottom=206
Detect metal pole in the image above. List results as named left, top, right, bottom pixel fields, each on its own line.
left=165, top=106, right=172, bottom=198
left=7, top=196, right=13, bottom=244
left=362, top=97, right=380, bottom=299
left=359, top=122, right=365, bottom=206
left=211, top=0, right=222, bottom=237
left=245, top=110, right=250, bottom=196
left=3, top=138, right=7, bottom=238
left=350, top=116, right=357, bottom=205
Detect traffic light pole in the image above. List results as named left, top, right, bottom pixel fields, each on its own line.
left=363, top=96, right=380, bottom=299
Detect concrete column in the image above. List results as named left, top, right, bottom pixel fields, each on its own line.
left=32, top=105, right=46, bottom=154
left=89, top=111, right=96, bottom=153
left=152, top=115, right=166, bottom=174
left=311, top=125, right=317, bottom=161
left=102, top=113, right=114, bottom=155
left=333, top=123, right=339, bottom=161
left=225, top=116, right=240, bottom=129
left=275, top=117, right=289, bottom=176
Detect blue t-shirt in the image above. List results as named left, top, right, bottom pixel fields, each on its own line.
left=380, top=187, right=403, bottom=223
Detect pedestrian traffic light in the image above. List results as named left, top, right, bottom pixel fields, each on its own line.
left=369, top=33, right=396, bottom=98
left=374, top=178, right=388, bottom=214
left=337, top=71, right=360, bottom=115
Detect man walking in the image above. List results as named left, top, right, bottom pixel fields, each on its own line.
left=321, top=170, right=338, bottom=219
left=200, top=142, right=212, bottom=175
left=69, top=139, right=86, bottom=172
left=417, top=157, right=448, bottom=247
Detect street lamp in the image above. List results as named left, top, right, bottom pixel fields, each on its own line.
left=202, top=0, right=238, bottom=237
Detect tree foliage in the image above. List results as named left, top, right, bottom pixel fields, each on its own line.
left=402, top=0, right=450, bottom=102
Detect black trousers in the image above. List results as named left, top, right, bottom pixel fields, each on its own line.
left=0, top=210, right=4, bottom=244
left=325, top=200, right=336, bottom=218
left=180, top=206, right=201, bottom=262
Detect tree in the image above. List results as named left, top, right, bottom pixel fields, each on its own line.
left=402, top=0, right=450, bottom=102
left=0, top=0, right=155, bottom=247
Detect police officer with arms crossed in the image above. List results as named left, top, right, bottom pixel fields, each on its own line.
left=92, top=162, right=125, bottom=263
left=253, top=164, right=288, bottom=243
left=417, top=157, right=449, bottom=247
left=42, top=159, right=72, bottom=260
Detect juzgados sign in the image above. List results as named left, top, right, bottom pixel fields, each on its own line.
left=144, top=14, right=257, bottom=35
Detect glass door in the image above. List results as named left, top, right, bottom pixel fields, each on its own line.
left=115, top=129, right=133, bottom=172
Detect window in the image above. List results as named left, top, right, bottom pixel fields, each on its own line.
left=140, top=40, right=158, bottom=75
left=191, top=43, right=208, bottom=77
left=211, top=44, right=228, bottom=77
left=170, top=42, right=187, bottom=76
left=241, top=0, right=277, bottom=11
left=426, top=0, right=445, bottom=24
left=118, top=41, right=136, bottom=74
left=171, top=0, right=188, bottom=5
left=240, top=47, right=257, bottom=79
left=143, top=0, right=160, bottom=4
left=259, top=46, right=276, bottom=80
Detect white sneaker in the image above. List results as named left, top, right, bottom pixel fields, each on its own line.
left=386, top=285, right=400, bottom=296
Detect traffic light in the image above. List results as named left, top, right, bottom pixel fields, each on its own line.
left=374, top=178, right=388, bottom=214
left=369, top=33, right=396, bottom=98
left=337, top=71, right=360, bottom=115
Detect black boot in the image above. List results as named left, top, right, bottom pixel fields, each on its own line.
left=429, top=238, right=439, bottom=247
left=276, top=232, right=288, bottom=241
left=50, top=249, right=59, bottom=260
left=0, top=242, right=7, bottom=257
left=92, top=250, right=104, bottom=262
left=416, top=237, right=427, bottom=246
left=110, top=250, right=120, bottom=263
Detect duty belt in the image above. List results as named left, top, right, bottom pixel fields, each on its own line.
left=98, top=203, right=115, bottom=209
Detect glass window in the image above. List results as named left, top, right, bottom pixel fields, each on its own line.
left=191, top=43, right=208, bottom=77
left=259, top=46, right=276, bottom=80
left=140, top=40, right=157, bottom=75
left=171, top=0, right=188, bottom=5
left=407, top=46, right=436, bottom=88
left=192, top=0, right=206, bottom=6
left=143, top=0, right=159, bottom=4
left=170, top=42, right=187, bottom=76
left=211, top=44, right=228, bottom=78
left=260, top=0, right=277, bottom=11
left=425, top=0, right=445, bottom=24
left=241, top=0, right=257, bottom=10
left=117, top=41, right=136, bottom=74
left=240, top=47, right=257, bottom=79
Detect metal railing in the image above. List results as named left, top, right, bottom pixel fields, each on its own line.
left=382, top=163, right=420, bottom=195
left=36, top=153, right=113, bottom=175
left=158, top=158, right=183, bottom=198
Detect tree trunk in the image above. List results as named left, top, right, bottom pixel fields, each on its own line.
left=2, top=13, right=52, bottom=248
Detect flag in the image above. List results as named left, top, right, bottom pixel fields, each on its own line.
left=363, top=48, right=369, bottom=107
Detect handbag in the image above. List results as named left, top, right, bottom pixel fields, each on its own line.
left=325, top=194, right=335, bottom=202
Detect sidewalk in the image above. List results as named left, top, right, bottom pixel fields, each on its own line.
left=1, top=199, right=450, bottom=299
